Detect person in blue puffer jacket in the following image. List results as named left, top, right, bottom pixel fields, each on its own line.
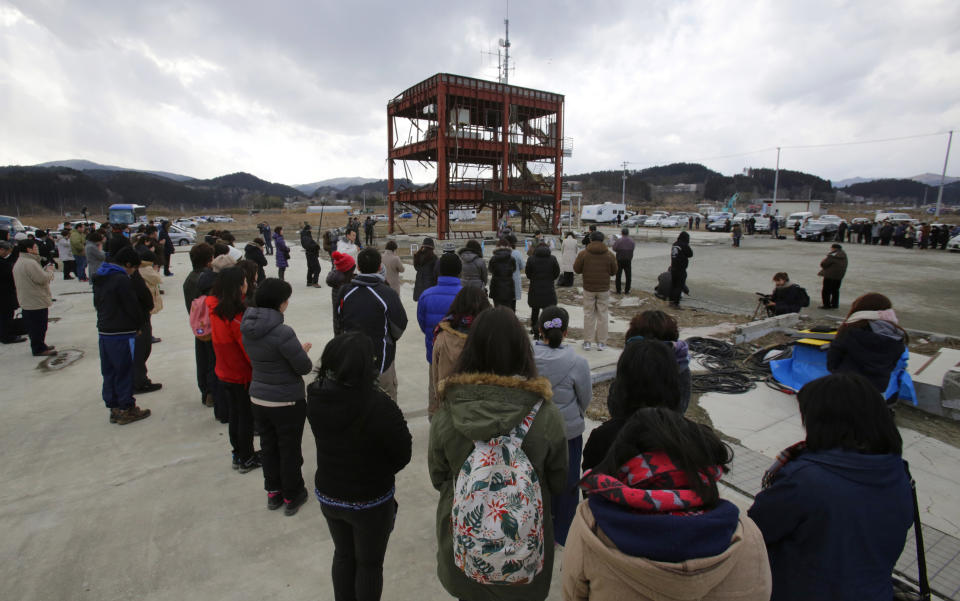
left=416, top=252, right=462, bottom=363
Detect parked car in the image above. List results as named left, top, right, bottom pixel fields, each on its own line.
left=795, top=220, right=839, bottom=242
left=622, top=216, right=643, bottom=227
left=818, top=214, right=845, bottom=224
left=69, top=219, right=103, bottom=230
left=210, top=215, right=235, bottom=223
left=707, top=218, right=732, bottom=232
left=643, top=215, right=665, bottom=227
left=167, top=224, right=196, bottom=246
left=175, top=218, right=198, bottom=228
left=659, top=215, right=682, bottom=227
left=949, top=233, right=960, bottom=252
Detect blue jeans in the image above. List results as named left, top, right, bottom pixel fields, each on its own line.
left=73, top=254, right=87, bottom=280
left=99, top=333, right=136, bottom=409
left=552, top=435, right=583, bottom=546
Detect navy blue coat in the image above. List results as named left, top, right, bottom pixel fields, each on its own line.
left=748, top=449, right=912, bottom=601
left=416, top=276, right=462, bottom=363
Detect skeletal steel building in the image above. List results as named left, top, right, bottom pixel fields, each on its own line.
left=387, top=73, right=566, bottom=239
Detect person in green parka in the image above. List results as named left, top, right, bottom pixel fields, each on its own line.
left=428, top=306, right=568, bottom=601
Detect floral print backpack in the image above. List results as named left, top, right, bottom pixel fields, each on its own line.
left=451, top=401, right=545, bottom=584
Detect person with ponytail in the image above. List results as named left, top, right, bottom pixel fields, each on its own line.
left=827, top=292, right=909, bottom=399
left=533, top=305, right=592, bottom=546
left=564, top=407, right=771, bottom=601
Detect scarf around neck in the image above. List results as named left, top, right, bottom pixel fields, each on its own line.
left=762, top=441, right=807, bottom=489
left=432, top=314, right=474, bottom=343
left=579, top=451, right=722, bottom=515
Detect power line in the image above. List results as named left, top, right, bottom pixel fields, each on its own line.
left=781, top=130, right=951, bottom=150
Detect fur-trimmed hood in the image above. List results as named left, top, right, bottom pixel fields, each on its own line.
left=437, top=319, right=469, bottom=340
left=438, top=372, right=554, bottom=441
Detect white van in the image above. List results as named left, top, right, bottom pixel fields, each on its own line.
left=785, top=212, right=813, bottom=229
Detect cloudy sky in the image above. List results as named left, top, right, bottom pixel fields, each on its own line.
left=1, top=0, right=958, bottom=185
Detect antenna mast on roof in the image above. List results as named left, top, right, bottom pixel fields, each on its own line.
left=499, top=17, right=511, bottom=84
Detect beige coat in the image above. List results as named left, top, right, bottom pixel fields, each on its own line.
left=382, top=249, right=405, bottom=294
left=428, top=321, right=467, bottom=416
left=560, top=235, right=579, bottom=272
left=563, top=500, right=771, bottom=601
left=139, top=262, right=164, bottom=315
left=12, top=252, right=54, bottom=310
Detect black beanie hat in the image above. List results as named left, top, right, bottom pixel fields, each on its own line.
left=437, top=252, right=463, bottom=277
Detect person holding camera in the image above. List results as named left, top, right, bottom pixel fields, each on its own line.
left=765, top=272, right=810, bottom=316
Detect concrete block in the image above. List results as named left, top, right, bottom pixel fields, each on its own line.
left=732, top=313, right=801, bottom=344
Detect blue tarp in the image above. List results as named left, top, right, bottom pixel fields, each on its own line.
left=770, top=344, right=916, bottom=404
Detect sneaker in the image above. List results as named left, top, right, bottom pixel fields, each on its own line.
left=238, top=451, right=262, bottom=474
left=582, top=341, right=591, bottom=351
left=596, top=343, right=606, bottom=351
left=136, top=382, right=163, bottom=394
left=151, top=336, right=162, bottom=344
left=115, top=405, right=151, bottom=425
left=267, top=491, right=283, bottom=511
left=109, top=408, right=122, bottom=423
left=283, top=489, right=308, bottom=516
left=34, top=348, right=57, bottom=357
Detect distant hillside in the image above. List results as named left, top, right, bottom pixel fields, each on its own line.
left=312, top=179, right=414, bottom=201
left=910, top=173, right=960, bottom=186
left=294, top=177, right=379, bottom=195
left=191, top=172, right=302, bottom=198
left=840, top=178, right=960, bottom=205
left=34, top=159, right=194, bottom=182
left=835, top=176, right=876, bottom=187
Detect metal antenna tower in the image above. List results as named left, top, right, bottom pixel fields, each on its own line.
left=498, top=15, right=511, bottom=84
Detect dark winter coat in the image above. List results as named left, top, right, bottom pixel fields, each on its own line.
left=748, top=449, right=912, bottom=601
left=458, top=248, right=487, bottom=290
left=416, top=276, right=462, bottom=363
left=183, top=267, right=211, bottom=313
left=525, top=244, right=560, bottom=308
left=336, top=273, right=408, bottom=372
left=0, top=250, right=18, bottom=312
left=273, top=233, right=289, bottom=268
left=326, top=269, right=351, bottom=327
left=93, top=263, right=145, bottom=334
left=307, top=377, right=412, bottom=503
left=612, top=235, right=635, bottom=262
left=241, top=306, right=314, bottom=404
left=670, top=233, right=693, bottom=274
left=106, top=231, right=131, bottom=258
left=412, top=247, right=438, bottom=301
left=244, top=243, right=268, bottom=282
left=770, top=283, right=809, bottom=315
left=827, top=321, right=906, bottom=394
left=487, top=247, right=517, bottom=302
left=819, top=248, right=848, bottom=280
left=300, top=228, right=320, bottom=257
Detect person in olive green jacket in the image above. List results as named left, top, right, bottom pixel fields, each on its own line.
left=69, top=223, right=88, bottom=281
left=428, top=306, right=568, bottom=601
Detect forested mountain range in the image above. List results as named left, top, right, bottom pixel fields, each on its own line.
left=1, top=159, right=956, bottom=216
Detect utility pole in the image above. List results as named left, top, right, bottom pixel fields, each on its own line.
left=936, top=130, right=953, bottom=219
left=772, top=147, right=781, bottom=216
left=621, top=161, right=629, bottom=206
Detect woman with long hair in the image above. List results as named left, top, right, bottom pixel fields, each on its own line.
left=273, top=226, right=289, bottom=281
left=623, top=310, right=691, bottom=413
left=827, top=292, right=908, bottom=399
left=307, top=332, right=412, bottom=601
left=748, top=374, right=912, bottom=600
left=207, top=266, right=259, bottom=472
left=412, top=237, right=437, bottom=301
left=533, top=306, right=591, bottom=546
left=428, top=306, right=567, bottom=601
left=583, top=339, right=681, bottom=471
left=427, top=285, right=491, bottom=417
left=525, top=242, right=560, bottom=337
left=564, top=407, right=770, bottom=600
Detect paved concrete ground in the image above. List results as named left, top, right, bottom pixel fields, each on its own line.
left=601, top=226, right=960, bottom=336
left=2, top=236, right=957, bottom=601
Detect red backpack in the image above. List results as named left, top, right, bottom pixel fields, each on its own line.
left=189, top=295, right=212, bottom=341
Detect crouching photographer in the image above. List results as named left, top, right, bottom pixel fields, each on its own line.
left=766, top=272, right=810, bottom=316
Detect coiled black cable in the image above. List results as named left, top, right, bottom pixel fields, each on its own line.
left=687, top=337, right=793, bottom=394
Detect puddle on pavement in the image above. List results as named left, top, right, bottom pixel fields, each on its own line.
left=37, top=348, right=83, bottom=371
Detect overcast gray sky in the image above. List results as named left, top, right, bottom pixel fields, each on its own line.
left=1, top=0, right=958, bottom=185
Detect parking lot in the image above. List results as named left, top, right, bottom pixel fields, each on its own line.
left=606, top=227, right=960, bottom=336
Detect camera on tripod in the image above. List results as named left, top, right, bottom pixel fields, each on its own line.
left=753, top=292, right=775, bottom=319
